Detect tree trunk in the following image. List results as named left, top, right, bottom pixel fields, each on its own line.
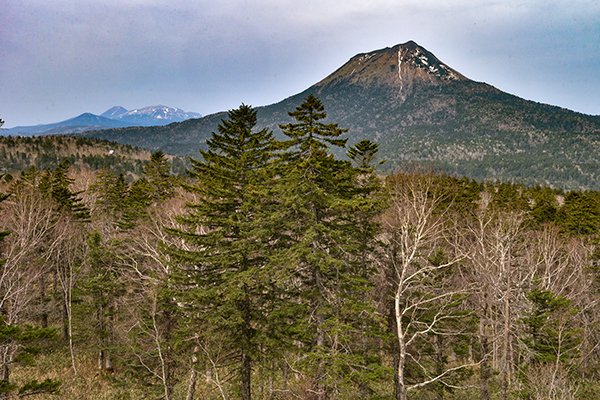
left=39, top=273, right=48, bottom=328
left=186, top=345, right=199, bottom=400
left=434, top=335, right=445, bottom=400
left=479, top=323, right=490, bottom=400
left=314, top=268, right=326, bottom=400
left=186, top=368, right=198, bottom=400
left=98, top=349, right=105, bottom=370
left=104, top=352, right=113, bottom=372
left=395, top=290, right=407, bottom=400
left=241, top=288, right=252, bottom=400
left=68, top=303, right=76, bottom=373
left=241, top=351, right=252, bottom=400
left=62, top=297, right=69, bottom=342
left=1, top=346, right=10, bottom=382
left=0, top=350, right=8, bottom=400
left=389, top=304, right=402, bottom=400
left=501, top=261, right=512, bottom=400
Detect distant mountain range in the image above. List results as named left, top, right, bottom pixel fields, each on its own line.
left=78, top=41, right=600, bottom=190
left=3, top=105, right=201, bottom=136
left=100, top=105, right=201, bottom=126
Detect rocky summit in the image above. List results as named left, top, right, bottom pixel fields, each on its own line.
left=317, top=41, right=467, bottom=97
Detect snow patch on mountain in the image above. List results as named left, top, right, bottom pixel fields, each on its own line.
left=101, top=105, right=202, bottom=126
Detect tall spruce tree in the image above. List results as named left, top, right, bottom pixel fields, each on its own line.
left=169, top=104, right=276, bottom=400
left=345, top=140, right=388, bottom=396
left=276, top=95, right=380, bottom=398
left=81, top=230, right=123, bottom=372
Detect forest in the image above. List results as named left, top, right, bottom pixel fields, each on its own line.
left=0, top=96, right=599, bottom=400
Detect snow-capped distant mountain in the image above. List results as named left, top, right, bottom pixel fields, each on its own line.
left=102, top=105, right=202, bottom=126
left=3, top=105, right=202, bottom=136
left=100, top=106, right=128, bottom=120
left=4, top=113, right=131, bottom=136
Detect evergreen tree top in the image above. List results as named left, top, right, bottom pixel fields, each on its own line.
left=190, top=104, right=274, bottom=185
left=43, top=160, right=90, bottom=222
left=348, top=140, right=381, bottom=170
left=279, top=95, right=348, bottom=155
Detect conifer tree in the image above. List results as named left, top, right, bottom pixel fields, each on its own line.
left=345, top=140, right=388, bottom=395
left=41, top=159, right=90, bottom=222
left=557, top=191, right=600, bottom=235
left=522, top=289, right=580, bottom=365
left=91, top=170, right=128, bottom=223
left=275, top=96, right=379, bottom=397
left=169, top=104, right=276, bottom=400
left=81, top=230, right=123, bottom=372
left=143, top=150, right=176, bottom=202
left=119, top=179, right=151, bottom=230
left=347, top=139, right=381, bottom=170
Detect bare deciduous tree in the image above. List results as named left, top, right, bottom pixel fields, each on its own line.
left=462, top=208, right=527, bottom=400
left=379, top=175, right=476, bottom=400
left=0, top=182, right=56, bottom=382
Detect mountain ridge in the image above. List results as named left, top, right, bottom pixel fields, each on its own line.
left=3, top=105, right=202, bottom=136
left=76, top=41, right=600, bottom=189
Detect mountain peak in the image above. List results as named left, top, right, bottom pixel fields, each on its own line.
left=101, top=106, right=128, bottom=119
left=317, top=41, right=466, bottom=99
left=398, top=40, right=420, bottom=49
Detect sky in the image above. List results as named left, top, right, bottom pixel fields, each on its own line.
left=1, top=0, right=600, bottom=127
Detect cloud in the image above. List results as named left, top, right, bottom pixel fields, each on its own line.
left=1, top=0, right=599, bottom=126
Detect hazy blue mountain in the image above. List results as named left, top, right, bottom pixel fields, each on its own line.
left=4, top=105, right=202, bottom=136
left=5, top=113, right=131, bottom=136
left=100, top=106, right=128, bottom=119
left=82, top=41, right=600, bottom=189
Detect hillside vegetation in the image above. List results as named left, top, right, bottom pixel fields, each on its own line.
left=0, top=135, right=187, bottom=177
left=0, top=99, right=599, bottom=400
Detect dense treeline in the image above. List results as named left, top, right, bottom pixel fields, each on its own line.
left=0, top=97, right=599, bottom=399
left=0, top=135, right=188, bottom=177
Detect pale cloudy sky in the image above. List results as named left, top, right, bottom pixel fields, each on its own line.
left=1, top=0, right=599, bottom=127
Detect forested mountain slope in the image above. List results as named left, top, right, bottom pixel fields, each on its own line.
left=82, top=41, right=600, bottom=189
left=0, top=135, right=186, bottom=177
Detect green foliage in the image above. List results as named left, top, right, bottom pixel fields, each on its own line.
left=557, top=191, right=600, bottom=235
left=169, top=104, right=278, bottom=398
left=522, top=289, right=581, bottom=364
left=143, top=150, right=177, bottom=202
left=78, top=231, right=124, bottom=362
left=0, top=321, right=60, bottom=396
left=91, top=155, right=176, bottom=230
left=347, top=139, right=383, bottom=170
left=2, top=97, right=600, bottom=399
left=274, top=96, right=386, bottom=396
left=91, top=170, right=128, bottom=219
left=118, top=178, right=151, bottom=229
left=0, top=135, right=160, bottom=176
left=487, top=182, right=530, bottom=212
left=17, top=378, right=61, bottom=397
left=40, top=159, right=90, bottom=221
left=529, top=187, right=560, bottom=225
